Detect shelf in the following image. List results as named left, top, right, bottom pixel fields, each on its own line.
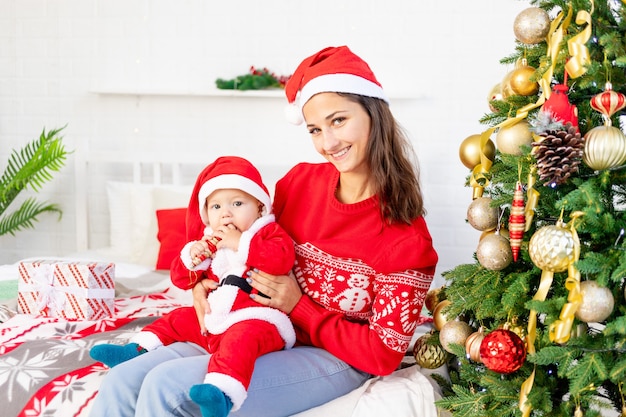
left=89, top=88, right=429, bottom=101
left=90, top=88, right=285, bottom=98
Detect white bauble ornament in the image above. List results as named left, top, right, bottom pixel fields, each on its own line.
left=476, top=233, right=513, bottom=271
left=467, top=197, right=499, bottom=231
left=439, top=321, right=474, bottom=354
left=575, top=280, right=615, bottom=323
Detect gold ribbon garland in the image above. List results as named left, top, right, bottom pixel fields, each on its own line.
left=565, top=1, right=594, bottom=79
left=470, top=6, right=572, bottom=199
left=525, top=166, right=540, bottom=232
left=519, top=259, right=555, bottom=417
left=549, top=212, right=584, bottom=344
left=519, top=211, right=580, bottom=416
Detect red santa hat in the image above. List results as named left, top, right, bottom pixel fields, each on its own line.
left=284, top=45, right=388, bottom=125
left=191, top=156, right=272, bottom=228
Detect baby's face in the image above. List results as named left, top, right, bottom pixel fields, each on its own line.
left=205, top=189, right=262, bottom=232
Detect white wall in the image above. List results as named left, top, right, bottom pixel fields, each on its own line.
left=0, top=0, right=530, bottom=286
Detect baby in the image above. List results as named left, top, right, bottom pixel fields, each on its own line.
left=90, top=156, right=296, bottom=417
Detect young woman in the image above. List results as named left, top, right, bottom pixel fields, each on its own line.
left=89, top=45, right=438, bottom=417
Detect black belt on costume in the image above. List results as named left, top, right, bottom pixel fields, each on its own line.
left=220, top=274, right=268, bottom=298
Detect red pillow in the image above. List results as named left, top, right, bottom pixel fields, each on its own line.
left=155, top=208, right=187, bottom=270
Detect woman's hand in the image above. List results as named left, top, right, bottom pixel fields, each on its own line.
left=247, top=270, right=302, bottom=314
left=192, top=279, right=218, bottom=334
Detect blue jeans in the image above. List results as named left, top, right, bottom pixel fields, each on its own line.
left=89, top=342, right=371, bottom=417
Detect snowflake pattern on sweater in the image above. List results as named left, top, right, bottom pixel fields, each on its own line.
left=294, top=242, right=432, bottom=353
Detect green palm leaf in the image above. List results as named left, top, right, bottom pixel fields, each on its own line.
left=0, top=126, right=69, bottom=237
left=0, top=197, right=62, bottom=236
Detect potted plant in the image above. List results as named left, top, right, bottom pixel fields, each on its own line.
left=0, top=126, right=69, bottom=236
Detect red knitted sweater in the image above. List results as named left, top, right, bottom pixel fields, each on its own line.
left=273, top=163, right=438, bottom=375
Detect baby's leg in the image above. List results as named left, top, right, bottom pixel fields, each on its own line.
left=190, top=319, right=284, bottom=416
left=91, top=306, right=207, bottom=368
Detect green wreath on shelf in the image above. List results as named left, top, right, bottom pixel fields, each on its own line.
left=215, top=66, right=291, bottom=90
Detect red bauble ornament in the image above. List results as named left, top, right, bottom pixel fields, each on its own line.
left=479, top=329, right=527, bottom=374
left=590, top=82, right=626, bottom=119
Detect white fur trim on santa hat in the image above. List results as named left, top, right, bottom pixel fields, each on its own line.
left=287, top=73, right=388, bottom=125
left=198, top=174, right=272, bottom=225
left=202, top=372, right=247, bottom=411
left=301, top=73, right=388, bottom=107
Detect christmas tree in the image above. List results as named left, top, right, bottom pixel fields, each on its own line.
left=417, top=1, right=626, bottom=416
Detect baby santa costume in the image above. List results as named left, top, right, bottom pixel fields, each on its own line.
left=93, top=156, right=296, bottom=413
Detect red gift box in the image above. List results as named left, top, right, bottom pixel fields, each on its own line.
left=17, top=260, right=116, bottom=320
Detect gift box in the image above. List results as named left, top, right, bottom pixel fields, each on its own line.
left=17, top=260, right=116, bottom=320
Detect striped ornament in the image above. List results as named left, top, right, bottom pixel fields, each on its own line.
left=590, top=82, right=626, bottom=119
left=508, top=181, right=525, bottom=262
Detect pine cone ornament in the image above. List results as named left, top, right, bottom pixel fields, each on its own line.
left=531, top=122, right=584, bottom=185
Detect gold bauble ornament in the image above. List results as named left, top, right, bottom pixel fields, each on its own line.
left=459, top=134, right=496, bottom=170
left=432, top=299, right=453, bottom=331
left=425, top=287, right=444, bottom=312
left=528, top=223, right=575, bottom=272
left=467, top=197, right=499, bottom=231
left=583, top=125, right=626, bottom=170
left=502, top=321, right=527, bottom=347
left=509, top=61, right=539, bottom=96
left=465, top=328, right=486, bottom=363
left=480, top=227, right=509, bottom=240
left=501, top=69, right=516, bottom=100
left=495, top=120, right=534, bottom=155
left=413, top=332, right=448, bottom=369
left=513, top=7, right=551, bottom=44
left=487, top=83, right=502, bottom=112
left=476, top=233, right=513, bottom=271
left=575, top=280, right=615, bottom=323
left=440, top=321, right=474, bottom=354
left=570, top=323, right=588, bottom=339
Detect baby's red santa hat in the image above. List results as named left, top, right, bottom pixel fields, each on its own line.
left=187, top=156, right=272, bottom=234
left=284, top=45, right=389, bottom=125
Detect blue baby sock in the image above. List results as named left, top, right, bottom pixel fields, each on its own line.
left=189, top=383, right=233, bottom=417
left=89, top=342, right=147, bottom=368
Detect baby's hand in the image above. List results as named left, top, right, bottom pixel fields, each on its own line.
left=213, top=224, right=241, bottom=251
left=190, top=236, right=221, bottom=266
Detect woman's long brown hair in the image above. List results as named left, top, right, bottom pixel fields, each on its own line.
left=340, top=93, right=425, bottom=225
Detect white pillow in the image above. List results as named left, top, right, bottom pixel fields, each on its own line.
left=106, top=182, right=192, bottom=268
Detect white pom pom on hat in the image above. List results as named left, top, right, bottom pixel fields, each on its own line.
left=284, top=46, right=389, bottom=125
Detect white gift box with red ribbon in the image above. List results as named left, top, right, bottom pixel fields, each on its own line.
left=17, top=260, right=116, bottom=320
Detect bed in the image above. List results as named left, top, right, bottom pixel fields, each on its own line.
left=0, top=151, right=449, bottom=417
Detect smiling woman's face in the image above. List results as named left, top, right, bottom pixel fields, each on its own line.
left=303, top=92, right=371, bottom=176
